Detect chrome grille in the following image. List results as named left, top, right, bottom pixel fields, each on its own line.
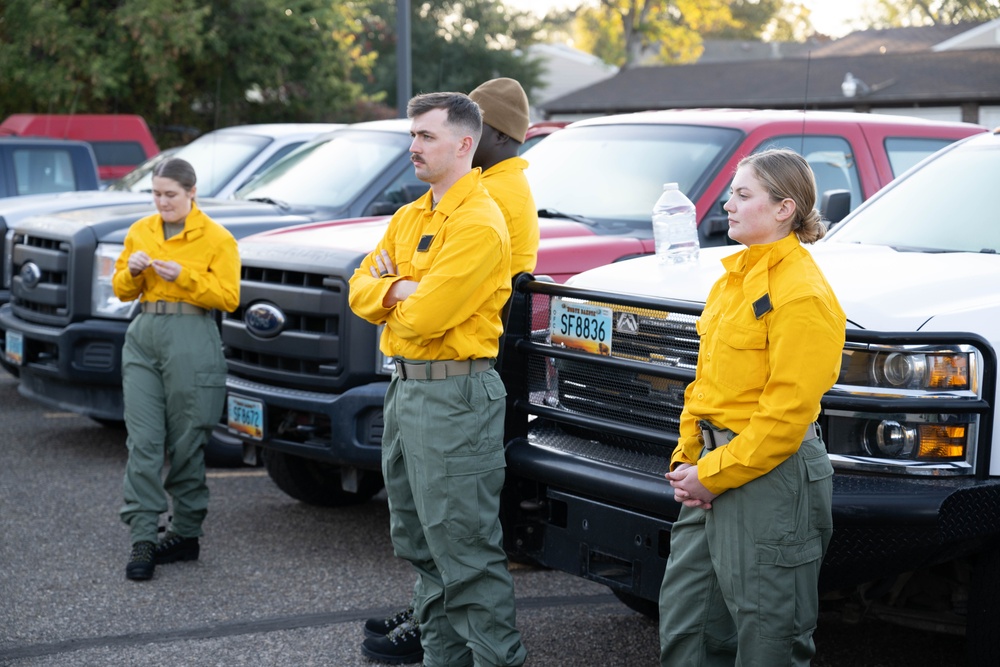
left=10, top=234, right=72, bottom=320
left=222, top=264, right=347, bottom=389
left=521, top=289, right=701, bottom=456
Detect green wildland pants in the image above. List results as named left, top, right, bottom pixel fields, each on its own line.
left=120, top=312, right=226, bottom=544
left=382, top=365, right=526, bottom=667
left=659, top=434, right=834, bottom=667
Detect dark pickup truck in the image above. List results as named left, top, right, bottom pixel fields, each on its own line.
left=0, top=137, right=99, bottom=198
left=0, top=120, right=428, bottom=426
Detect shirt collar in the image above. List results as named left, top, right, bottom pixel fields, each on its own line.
left=721, top=232, right=800, bottom=275
left=721, top=233, right=801, bottom=317
left=482, top=156, right=528, bottom=177
left=148, top=200, right=208, bottom=240
left=416, top=168, right=482, bottom=216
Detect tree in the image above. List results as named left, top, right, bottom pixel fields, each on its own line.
left=864, top=0, right=1000, bottom=26
left=708, top=0, right=814, bottom=42
left=0, top=1, right=376, bottom=142
left=573, top=0, right=738, bottom=68
left=350, top=0, right=545, bottom=111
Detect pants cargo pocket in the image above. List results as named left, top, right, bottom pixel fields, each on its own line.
left=803, top=450, right=834, bottom=531
left=444, top=447, right=506, bottom=539
left=756, top=534, right=824, bottom=639
left=193, top=371, right=227, bottom=430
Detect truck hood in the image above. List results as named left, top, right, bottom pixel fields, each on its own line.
left=15, top=197, right=312, bottom=242
left=567, top=242, right=1000, bottom=332
left=237, top=214, right=654, bottom=282
left=0, top=190, right=151, bottom=226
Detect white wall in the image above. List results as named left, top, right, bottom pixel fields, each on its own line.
left=978, top=106, right=1000, bottom=130
left=870, top=106, right=964, bottom=123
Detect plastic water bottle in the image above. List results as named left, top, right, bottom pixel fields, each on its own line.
left=652, top=182, right=699, bottom=264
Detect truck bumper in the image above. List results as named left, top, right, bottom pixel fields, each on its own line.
left=214, top=375, right=390, bottom=469
left=0, top=305, right=126, bottom=420
left=504, top=433, right=1000, bottom=602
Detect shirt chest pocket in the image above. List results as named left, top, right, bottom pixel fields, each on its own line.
left=714, top=318, right=768, bottom=392
left=402, top=227, right=443, bottom=274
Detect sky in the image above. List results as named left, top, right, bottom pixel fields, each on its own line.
left=504, top=0, right=869, bottom=39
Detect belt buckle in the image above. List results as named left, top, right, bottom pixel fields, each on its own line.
left=394, top=359, right=407, bottom=380
left=702, top=429, right=715, bottom=451
left=699, top=421, right=715, bottom=451
left=155, top=301, right=168, bottom=315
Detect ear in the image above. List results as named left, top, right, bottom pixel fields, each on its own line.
left=775, top=197, right=796, bottom=223
left=190, top=185, right=198, bottom=200
left=457, top=134, right=475, bottom=158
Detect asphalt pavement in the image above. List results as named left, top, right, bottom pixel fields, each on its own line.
left=0, top=372, right=969, bottom=666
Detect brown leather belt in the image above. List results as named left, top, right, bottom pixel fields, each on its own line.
left=700, top=421, right=820, bottom=451
left=393, top=358, right=493, bottom=381
left=141, top=301, right=209, bottom=316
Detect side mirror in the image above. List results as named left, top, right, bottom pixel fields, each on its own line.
left=367, top=201, right=399, bottom=216
left=820, top=189, right=851, bottom=225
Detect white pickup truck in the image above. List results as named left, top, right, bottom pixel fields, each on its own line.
left=497, top=127, right=1000, bottom=663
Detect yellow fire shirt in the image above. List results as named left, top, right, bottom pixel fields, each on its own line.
left=348, top=168, right=512, bottom=361
left=482, top=156, right=538, bottom=276
left=671, top=233, right=846, bottom=495
left=112, top=201, right=240, bottom=312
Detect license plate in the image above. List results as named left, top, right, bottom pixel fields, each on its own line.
left=227, top=394, right=264, bottom=441
left=550, top=298, right=612, bottom=356
left=4, top=330, right=23, bottom=366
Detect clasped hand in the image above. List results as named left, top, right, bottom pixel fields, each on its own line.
left=128, top=251, right=181, bottom=282
left=371, top=249, right=417, bottom=306
left=666, top=463, right=718, bottom=510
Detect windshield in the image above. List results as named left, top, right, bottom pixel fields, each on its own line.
left=235, top=129, right=412, bottom=208
left=108, top=132, right=273, bottom=197
left=828, top=138, right=1000, bottom=253
left=524, top=124, right=741, bottom=224
left=106, top=150, right=177, bottom=192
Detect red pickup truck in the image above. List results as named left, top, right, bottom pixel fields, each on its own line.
left=0, top=114, right=159, bottom=182
left=213, top=109, right=984, bottom=493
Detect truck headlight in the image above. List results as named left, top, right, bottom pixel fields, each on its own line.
left=826, top=412, right=972, bottom=465
left=376, top=324, right=393, bottom=375
left=825, top=341, right=982, bottom=475
left=92, top=244, right=138, bottom=319
left=3, top=227, right=17, bottom=289
left=863, top=419, right=967, bottom=459
left=839, top=348, right=970, bottom=391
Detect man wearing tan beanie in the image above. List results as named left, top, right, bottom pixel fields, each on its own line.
left=360, top=78, right=538, bottom=666
left=470, top=77, right=539, bottom=277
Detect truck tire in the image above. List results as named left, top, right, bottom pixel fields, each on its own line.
left=613, top=590, right=658, bottom=619
left=263, top=450, right=383, bottom=507
left=90, top=417, right=125, bottom=429
left=967, top=545, right=1000, bottom=665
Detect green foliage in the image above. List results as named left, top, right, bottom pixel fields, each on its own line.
left=705, top=1, right=816, bottom=42
left=574, top=0, right=739, bottom=68
left=0, top=0, right=374, bottom=143
left=867, top=0, right=1000, bottom=26
left=709, top=0, right=795, bottom=40
left=0, top=0, right=546, bottom=142
left=350, top=0, right=545, bottom=111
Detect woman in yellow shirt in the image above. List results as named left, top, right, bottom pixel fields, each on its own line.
left=112, top=158, right=240, bottom=581
left=659, top=149, right=846, bottom=666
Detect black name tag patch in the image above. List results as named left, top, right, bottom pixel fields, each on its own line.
left=417, top=235, right=434, bottom=252
left=753, top=294, right=772, bottom=319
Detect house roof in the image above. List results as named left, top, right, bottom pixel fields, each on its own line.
left=805, top=22, right=984, bottom=57
left=697, top=38, right=823, bottom=63
left=539, top=48, right=1000, bottom=116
